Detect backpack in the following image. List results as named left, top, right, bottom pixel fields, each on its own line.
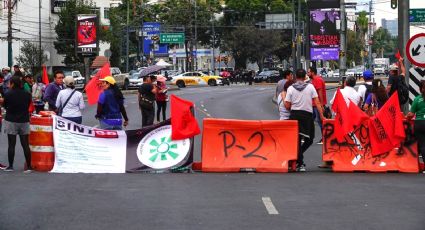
left=391, top=76, right=409, bottom=105
left=362, top=84, right=373, bottom=107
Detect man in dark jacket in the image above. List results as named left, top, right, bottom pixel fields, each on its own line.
left=43, top=70, right=64, bottom=111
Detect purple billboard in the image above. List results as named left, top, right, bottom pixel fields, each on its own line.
left=309, top=9, right=340, bottom=60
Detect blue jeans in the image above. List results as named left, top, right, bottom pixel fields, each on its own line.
left=313, top=107, right=322, bottom=136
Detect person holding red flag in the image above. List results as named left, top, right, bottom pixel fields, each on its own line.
left=85, top=62, right=111, bottom=105
left=407, top=80, right=425, bottom=172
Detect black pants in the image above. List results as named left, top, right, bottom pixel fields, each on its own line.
left=141, top=108, right=155, bottom=127
left=415, top=120, right=425, bottom=162
left=8, top=134, right=31, bottom=169
left=156, top=101, right=167, bottom=122
left=290, top=110, right=315, bottom=166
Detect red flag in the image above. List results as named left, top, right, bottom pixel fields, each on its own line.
left=368, top=118, right=394, bottom=156
left=42, top=65, right=49, bottom=85
left=85, top=62, right=111, bottom=105
left=348, top=100, right=369, bottom=130
left=395, top=50, right=401, bottom=60
left=331, top=89, right=352, bottom=142
left=375, top=91, right=405, bottom=146
left=171, top=95, right=201, bottom=140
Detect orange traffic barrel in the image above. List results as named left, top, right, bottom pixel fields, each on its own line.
left=29, top=116, right=54, bottom=171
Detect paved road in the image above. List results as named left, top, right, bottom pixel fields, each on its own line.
left=0, top=84, right=424, bottom=230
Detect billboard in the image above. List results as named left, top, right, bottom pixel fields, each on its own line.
left=76, top=14, right=98, bottom=56
left=142, top=22, right=168, bottom=57
left=309, top=9, right=340, bottom=60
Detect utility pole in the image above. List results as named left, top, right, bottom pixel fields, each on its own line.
left=211, top=12, right=216, bottom=75
left=126, top=0, right=130, bottom=72
left=140, top=0, right=144, bottom=66
left=39, top=0, right=42, bottom=70
left=339, top=0, right=347, bottom=79
left=368, top=0, right=372, bottom=68
left=398, top=0, right=410, bottom=112
left=291, top=0, right=296, bottom=70
left=194, top=0, right=198, bottom=71
left=7, top=0, right=13, bottom=68
left=295, top=0, right=301, bottom=69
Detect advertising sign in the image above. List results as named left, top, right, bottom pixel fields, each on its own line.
left=76, top=14, right=98, bottom=56
left=309, top=8, right=340, bottom=60
left=143, top=22, right=168, bottom=56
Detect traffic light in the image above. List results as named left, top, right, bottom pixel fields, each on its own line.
left=390, top=0, right=397, bottom=9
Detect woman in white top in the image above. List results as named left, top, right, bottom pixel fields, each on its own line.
left=55, top=76, right=85, bottom=124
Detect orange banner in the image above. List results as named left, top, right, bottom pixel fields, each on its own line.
left=323, top=119, right=419, bottom=173
left=200, top=119, right=299, bottom=172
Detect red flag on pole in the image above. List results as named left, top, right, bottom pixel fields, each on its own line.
left=331, top=89, right=352, bottom=142
left=395, top=50, right=401, bottom=60
left=368, top=117, right=394, bottom=156
left=42, top=65, right=49, bottom=85
left=85, top=62, right=111, bottom=105
left=171, top=95, right=201, bottom=140
left=375, top=91, right=405, bottom=146
left=348, top=100, right=369, bottom=130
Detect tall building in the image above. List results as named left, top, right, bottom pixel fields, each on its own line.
left=381, top=19, right=398, bottom=37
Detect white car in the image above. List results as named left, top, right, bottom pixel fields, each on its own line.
left=64, top=70, right=85, bottom=90
left=128, top=73, right=143, bottom=89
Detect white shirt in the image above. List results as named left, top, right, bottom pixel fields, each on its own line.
left=55, top=88, right=85, bottom=117
left=357, top=82, right=372, bottom=100
left=330, top=86, right=362, bottom=107
left=285, top=83, right=318, bottom=113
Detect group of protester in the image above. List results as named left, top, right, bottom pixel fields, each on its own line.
left=0, top=66, right=169, bottom=172
left=277, top=57, right=425, bottom=172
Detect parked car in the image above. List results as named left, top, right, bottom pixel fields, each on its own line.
left=346, top=68, right=356, bottom=77
left=91, top=67, right=130, bottom=90
left=254, top=70, right=280, bottom=83
left=170, top=71, right=226, bottom=88
left=64, top=70, right=85, bottom=90
left=354, top=66, right=364, bottom=79
left=128, top=73, right=143, bottom=89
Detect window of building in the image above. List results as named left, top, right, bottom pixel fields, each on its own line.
left=104, top=7, right=110, bottom=19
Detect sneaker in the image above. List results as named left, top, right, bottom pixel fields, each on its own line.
left=24, top=168, right=33, bottom=173
left=4, top=166, right=14, bottom=172
left=0, top=164, right=6, bottom=170
left=317, top=139, right=323, bottom=145
left=297, top=164, right=306, bottom=172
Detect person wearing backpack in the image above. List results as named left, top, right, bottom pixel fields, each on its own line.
left=55, top=76, right=85, bottom=124
left=386, top=57, right=407, bottom=107
left=363, top=79, right=389, bottom=116
left=138, top=75, right=158, bottom=127
left=358, top=69, right=374, bottom=108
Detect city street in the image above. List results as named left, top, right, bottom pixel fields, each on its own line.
left=0, top=84, right=424, bottom=230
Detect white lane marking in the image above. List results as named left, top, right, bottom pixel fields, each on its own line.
left=203, top=109, right=208, bottom=112
left=201, top=104, right=205, bottom=108
left=262, top=197, right=279, bottom=215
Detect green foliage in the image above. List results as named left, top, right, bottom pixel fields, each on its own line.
left=54, top=0, right=103, bottom=68
left=346, top=29, right=364, bottom=66
left=356, top=11, right=368, bottom=37
left=372, top=27, right=397, bottom=58
left=15, top=41, right=48, bottom=75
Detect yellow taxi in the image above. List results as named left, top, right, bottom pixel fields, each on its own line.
left=170, top=71, right=225, bottom=88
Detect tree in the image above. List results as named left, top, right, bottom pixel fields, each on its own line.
left=222, top=27, right=286, bottom=70
left=356, top=11, right=368, bottom=40
left=15, top=41, right=48, bottom=75
left=372, top=27, right=397, bottom=58
left=54, top=0, right=103, bottom=69
left=346, top=29, right=364, bottom=66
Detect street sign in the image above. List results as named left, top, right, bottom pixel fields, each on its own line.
left=409, top=9, right=425, bottom=24
left=406, top=33, right=425, bottom=68
left=160, top=33, right=185, bottom=44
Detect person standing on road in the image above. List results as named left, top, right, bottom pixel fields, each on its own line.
left=330, top=76, right=362, bottom=107
left=278, top=79, right=294, bottom=120
left=56, top=76, right=85, bottom=124
left=363, top=79, right=388, bottom=116
left=386, top=58, right=406, bottom=106
left=44, top=70, right=65, bottom=111
left=308, top=66, right=327, bottom=144
left=0, top=76, right=32, bottom=172
left=138, top=75, right=158, bottom=127
left=285, top=69, right=325, bottom=172
left=155, top=81, right=168, bottom=122
left=275, top=70, right=293, bottom=98
left=407, top=80, right=425, bottom=173
left=358, top=69, right=374, bottom=107
left=2, top=67, right=12, bottom=95
left=96, top=76, right=129, bottom=130
left=23, top=74, right=33, bottom=94
left=32, top=76, right=46, bottom=114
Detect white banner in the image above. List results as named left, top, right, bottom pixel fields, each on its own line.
left=51, top=116, right=127, bottom=173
